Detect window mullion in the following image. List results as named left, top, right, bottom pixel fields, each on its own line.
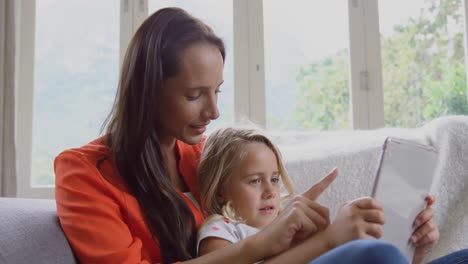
left=363, top=0, right=384, bottom=129
left=233, top=0, right=250, bottom=122
left=247, top=0, right=265, bottom=127
left=16, top=0, right=44, bottom=198
left=133, top=0, right=148, bottom=32
left=120, top=0, right=134, bottom=68
left=463, top=0, right=468, bottom=100
left=348, top=0, right=384, bottom=129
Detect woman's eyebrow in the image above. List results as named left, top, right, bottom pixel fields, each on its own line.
left=185, top=80, right=225, bottom=90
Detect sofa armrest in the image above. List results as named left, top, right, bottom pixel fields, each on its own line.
left=0, top=198, right=77, bottom=264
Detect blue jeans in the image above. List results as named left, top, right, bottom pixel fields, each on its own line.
left=310, top=240, right=408, bottom=264
left=429, top=248, right=468, bottom=264
left=310, top=240, right=468, bottom=264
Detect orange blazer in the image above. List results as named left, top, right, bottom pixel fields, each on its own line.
left=54, top=137, right=205, bottom=263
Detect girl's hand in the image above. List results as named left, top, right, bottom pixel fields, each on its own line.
left=254, top=168, right=338, bottom=257
left=411, top=195, right=439, bottom=264
left=324, top=197, right=385, bottom=248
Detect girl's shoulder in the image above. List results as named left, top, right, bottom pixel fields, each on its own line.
left=198, top=215, right=259, bottom=243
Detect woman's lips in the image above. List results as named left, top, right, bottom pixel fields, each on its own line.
left=190, top=124, right=207, bottom=134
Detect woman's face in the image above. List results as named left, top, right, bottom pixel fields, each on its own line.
left=158, top=42, right=224, bottom=146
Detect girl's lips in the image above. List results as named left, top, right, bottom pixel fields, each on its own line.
left=259, top=206, right=276, bottom=214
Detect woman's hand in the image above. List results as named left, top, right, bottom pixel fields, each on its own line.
left=411, top=195, right=439, bottom=264
left=324, top=197, right=385, bottom=248
left=254, top=168, right=338, bottom=258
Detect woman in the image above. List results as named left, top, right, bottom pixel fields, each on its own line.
left=54, top=7, right=467, bottom=264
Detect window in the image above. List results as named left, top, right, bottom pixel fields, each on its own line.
left=263, top=0, right=351, bottom=130
left=31, top=0, right=120, bottom=187
left=379, top=0, right=468, bottom=127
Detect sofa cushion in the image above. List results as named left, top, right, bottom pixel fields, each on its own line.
left=0, top=198, right=77, bottom=264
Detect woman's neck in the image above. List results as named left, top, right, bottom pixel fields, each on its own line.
left=158, top=136, right=188, bottom=192
left=158, top=133, right=177, bottom=153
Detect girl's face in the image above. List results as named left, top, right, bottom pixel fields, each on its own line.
left=158, top=42, right=224, bottom=146
left=223, top=142, right=282, bottom=229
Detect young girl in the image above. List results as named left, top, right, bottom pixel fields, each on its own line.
left=197, top=127, right=295, bottom=254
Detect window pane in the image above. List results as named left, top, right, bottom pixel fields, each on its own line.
left=379, top=0, right=468, bottom=127
left=148, top=1, right=234, bottom=130
left=33, top=0, right=119, bottom=186
left=264, top=1, right=350, bottom=131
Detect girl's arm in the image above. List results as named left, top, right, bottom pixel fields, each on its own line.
left=183, top=236, right=260, bottom=263
left=186, top=195, right=333, bottom=263
left=263, top=197, right=386, bottom=264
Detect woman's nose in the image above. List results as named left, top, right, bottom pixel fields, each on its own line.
left=202, top=94, right=219, bottom=120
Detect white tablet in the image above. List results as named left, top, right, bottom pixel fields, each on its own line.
left=371, top=137, right=438, bottom=262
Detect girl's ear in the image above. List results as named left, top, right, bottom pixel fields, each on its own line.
left=216, top=184, right=229, bottom=204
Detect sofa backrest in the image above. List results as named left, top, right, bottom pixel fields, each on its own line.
left=0, top=198, right=77, bottom=264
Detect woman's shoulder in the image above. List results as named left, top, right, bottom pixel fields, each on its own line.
left=54, top=136, right=131, bottom=203
left=54, top=136, right=123, bottom=190
left=55, top=136, right=110, bottom=163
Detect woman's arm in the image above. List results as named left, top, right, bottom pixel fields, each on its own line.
left=55, top=152, right=152, bottom=263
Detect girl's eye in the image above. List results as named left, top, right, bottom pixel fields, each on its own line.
left=249, top=178, right=261, bottom=185
left=215, top=89, right=222, bottom=94
left=271, top=177, right=280, bottom=184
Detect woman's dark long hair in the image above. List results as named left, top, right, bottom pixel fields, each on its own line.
left=102, top=8, right=225, bottom=262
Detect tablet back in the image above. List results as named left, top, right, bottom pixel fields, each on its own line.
left=372, top=137, right=438, bottom=262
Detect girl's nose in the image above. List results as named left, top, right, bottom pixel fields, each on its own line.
left=262, top=184, right=276, bottom=199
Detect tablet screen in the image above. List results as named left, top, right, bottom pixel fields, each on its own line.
left=371, top=137, right=438, bottom=262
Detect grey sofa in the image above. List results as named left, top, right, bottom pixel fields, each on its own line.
left=0, top=198, right=77, bottom=264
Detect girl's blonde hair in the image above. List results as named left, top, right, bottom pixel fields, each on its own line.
left=198, top=126, right=295, bottom=221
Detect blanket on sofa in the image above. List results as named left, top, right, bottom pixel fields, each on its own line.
left=272, top=115, right=468, bottom=261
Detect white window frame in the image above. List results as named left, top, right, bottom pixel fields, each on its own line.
left=16, top=0, right=468, bottom=198
left=233, top=0, right=266, bottom=126
left=348, top=0, right=384, bottom=129
left=17, top=0, right=40, bottom=198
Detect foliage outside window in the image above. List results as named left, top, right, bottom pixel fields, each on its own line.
left=294, top=0, right=468, bottom=129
